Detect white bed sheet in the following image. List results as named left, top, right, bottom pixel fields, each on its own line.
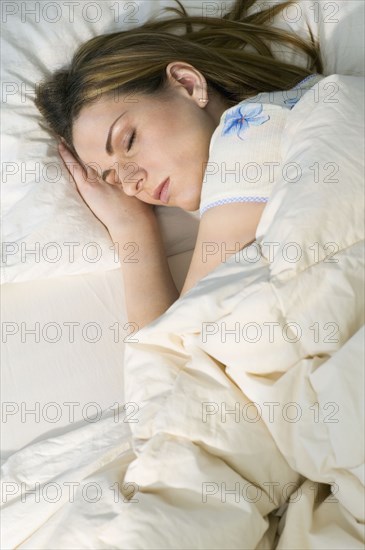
left=1, top=251, right=192, bottom=458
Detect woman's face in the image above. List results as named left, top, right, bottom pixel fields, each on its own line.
left=72, top=63, right=229, bottom=211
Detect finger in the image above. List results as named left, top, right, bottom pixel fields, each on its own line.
left=58, top=143, right=90, bottom=183
left=58, top=143, right=87, bottom=172
left=58, top=146, right=104, bottom=200
left=58, top=143, right=78, bottom=170
left=84, top=163, right=102, bottom=183
left=58, top=142, right=75, bottom=161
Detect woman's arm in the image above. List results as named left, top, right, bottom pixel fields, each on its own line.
left=114, top=201, right=265, bottom=328
left=114, top=201, right=265, bottom=327
left=109, top=215, right=179, bottom=330
left=180, top=201, right=266, bottom=296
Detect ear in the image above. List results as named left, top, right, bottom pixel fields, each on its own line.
left=165, top=61, right=208, bottom=104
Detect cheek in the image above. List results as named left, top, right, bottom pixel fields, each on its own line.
left=142, top=117, right=210, bottom=176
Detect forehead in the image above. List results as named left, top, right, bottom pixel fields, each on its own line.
left=72, top=94, right=135, bottom=139
left=71, top=94, right=135, bottom=164
left=71, top=92, right=166, bottom=162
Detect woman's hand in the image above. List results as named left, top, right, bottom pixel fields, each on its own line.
left=58, top=143, right=155, bottom=234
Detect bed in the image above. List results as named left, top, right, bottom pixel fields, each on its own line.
left=1, top=0, right=364, bottom=548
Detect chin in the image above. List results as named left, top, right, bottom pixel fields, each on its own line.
left=178, top=195, right=201, bottom=212
left=184, top=205, right=200, bottom=213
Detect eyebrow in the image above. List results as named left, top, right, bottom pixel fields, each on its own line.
left=102, top=110, right=127, bottom=181
left=105, top=111, right=127, bottom=155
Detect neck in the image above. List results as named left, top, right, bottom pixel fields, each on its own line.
left=206, top=91, right=231, bottom=126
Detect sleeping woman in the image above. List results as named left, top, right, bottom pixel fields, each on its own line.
left=34, top=0, right=323, bottom=330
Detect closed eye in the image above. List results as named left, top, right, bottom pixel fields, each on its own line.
left=127, top=130, right=136, bottom=152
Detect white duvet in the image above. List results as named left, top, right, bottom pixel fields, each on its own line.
left=2, top=73, right=364, bottom=548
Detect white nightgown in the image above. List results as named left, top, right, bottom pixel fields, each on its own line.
left=199, top=73, right=325, bottom=217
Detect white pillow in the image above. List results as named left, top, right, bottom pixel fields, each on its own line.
left=1, top=0, right=363, bottom=283
left=1, top=0, right=203, bottom=284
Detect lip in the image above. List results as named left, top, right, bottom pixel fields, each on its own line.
left=153, top=178, right=170, bottom=203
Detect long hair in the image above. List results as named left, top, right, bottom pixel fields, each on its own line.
left=35, top=0, right=322, bottom=157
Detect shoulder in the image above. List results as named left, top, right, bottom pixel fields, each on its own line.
left=199, top=98, right=286, bottom=218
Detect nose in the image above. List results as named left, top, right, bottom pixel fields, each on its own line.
left=120, top=165, right=147, bottom=197
left=122, top=177, right=143, bottom=196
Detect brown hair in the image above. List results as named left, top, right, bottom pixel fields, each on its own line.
left=35, top=0, right=322, bottom=157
